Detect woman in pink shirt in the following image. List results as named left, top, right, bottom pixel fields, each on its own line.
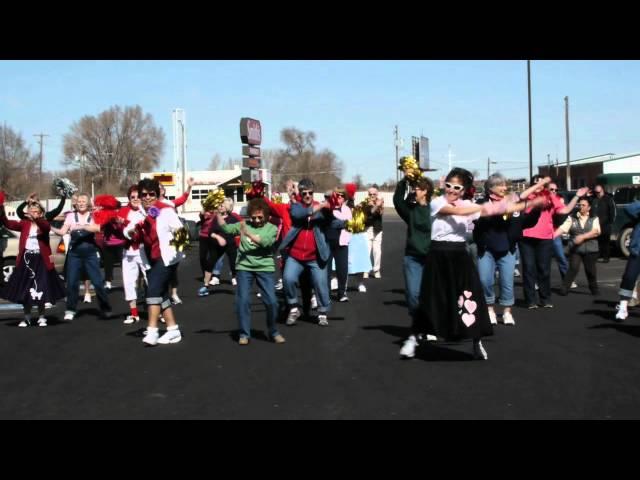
left=519, top=175, right=588, bottom=309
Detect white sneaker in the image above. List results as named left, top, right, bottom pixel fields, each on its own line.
left=171, top=295, right=182, bottom=305
left=123, top=315, right=140, bottom=325
left=330, top=278, right=338, bottom=291
left=425, top=334, right=437, bottom=342
left=37, top=316, right=47, bottom=327
left=44, top=302, right=53, bottom=309
left=570, top=282, right=578, bottom=289
left=142, top=328, right=160, bottom=346
left=400, top=335, right=418, bottom=358
left=615, top=305, right=628, bottom=322
left=18, top=319, right=30, bottom=328
left=83, top=293, right=92, bottom=303
left=63, top=310, right=75, bottom=321
left=473, top=339, right=488, bottom=360
left=286, top=307, right=301, bottom=326
left=209, top=276, right=220, bottom=286
left=363, top=272, right=369, bottom=279
left=535, top=283, right=539, bottom=290
left=502, top=311, right=515, bottom=325
left=488, top=308, right=498, bottom=325
left=317, top=314, right=329, bottom=326
left=358, top=283, right=367, bottom=293
left=513, top=268, right=521, bottom=277
left=310, top=295, right=318, bottom=310
left=231, top=277, right=237, bottom=286
left=105, top=281, right=112, bottom=290
left=157, top=328, right=182, bottom=344
left=275, top=278, right=283, bottom=290
left=339, top=295, right=349, bottom=302
left=374, top=272, right=381, bottom=279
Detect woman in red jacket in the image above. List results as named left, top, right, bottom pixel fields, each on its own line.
left=0, top=196, right=65, bottom=327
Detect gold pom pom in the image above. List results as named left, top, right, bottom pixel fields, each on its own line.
left=201, top=188, right=225, bottom=211
left=398, top=155, right=423, bottom=185
left=346, top=199, right=369, bottom=233
left=169, top=227, right=191, bottom=252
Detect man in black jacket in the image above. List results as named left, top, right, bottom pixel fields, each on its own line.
left=592, top=184, right=616, bottom=262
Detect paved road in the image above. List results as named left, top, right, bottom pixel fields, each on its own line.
left=1, top=213, right=639, bottom=419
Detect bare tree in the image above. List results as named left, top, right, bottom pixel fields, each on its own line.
left=209, top=153, right=222, bottom=170
left=352, top=174, right=364, bottom=190
left=224, top=157, right=241, bottom=169
left=0, top=124, right=41, bottom=199
left=62, top=105, right=165, bottom=194
left=270, top=127, right=343, bottom=192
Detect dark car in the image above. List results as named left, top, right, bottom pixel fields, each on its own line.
left=612, top=186, right=640, bottom=257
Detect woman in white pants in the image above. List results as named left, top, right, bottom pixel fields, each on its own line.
left=117, top=186, right=149, bottom=324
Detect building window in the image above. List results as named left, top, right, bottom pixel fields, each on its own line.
left=236, top=187, right=244, bottom=202
left=191, top=189, right=211, bottom=200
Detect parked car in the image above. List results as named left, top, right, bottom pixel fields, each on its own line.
left=1, top=229, right=66, bottom=284
left=612, top=186, right=640, bottom=257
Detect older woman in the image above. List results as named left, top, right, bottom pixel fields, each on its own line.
left=53, top=193, right=112, bottom=321
left=554, top=197, right=601, bottom=296
left=474, top=173, right=543, bottom=325
left=520, top=176, right=588, bottom=309
left=0, top=198, right=65, bottom=327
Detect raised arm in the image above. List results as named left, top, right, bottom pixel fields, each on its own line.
left=557, top=187, right=589, bottom=215
left=46, top=196, right=67, bottom=221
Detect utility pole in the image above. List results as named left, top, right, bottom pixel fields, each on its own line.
left=527, top=60, right=533, bottom=181
left=34, top=133, right=49, bottom=195
left=547, top=153, right=551, bottom=176
left=487, top=157, right=496, bottom=179
left=565, top=96, right=571, bottom=191
left=555, top=155, right=559, bottom=178
left=394, top=125, right=400, bottom=183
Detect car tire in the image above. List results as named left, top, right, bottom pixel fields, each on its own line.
left=619, top=227, right=633, bottom=258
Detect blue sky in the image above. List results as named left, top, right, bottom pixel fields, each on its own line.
left=1, top=60, right=639, bottom=184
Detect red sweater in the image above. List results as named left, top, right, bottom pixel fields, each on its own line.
left=0, top=208, right=54, bottom=270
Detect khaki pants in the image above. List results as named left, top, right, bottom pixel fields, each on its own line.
left=366, top=227, right=383, bottom=274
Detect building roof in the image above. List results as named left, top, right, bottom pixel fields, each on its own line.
left=141, top=167, right=243, bottom=187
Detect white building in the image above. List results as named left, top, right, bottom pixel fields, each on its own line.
left=140, top=167, right=272, bottom=221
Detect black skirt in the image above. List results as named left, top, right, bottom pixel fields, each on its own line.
left=416, top=241, right=493, bottom=340
left=0, top=251, right=66, bottom=305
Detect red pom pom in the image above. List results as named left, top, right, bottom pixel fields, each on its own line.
left=94, top=194, right=121, bottom=210
left=344, top=183, right=357, bottom=200
left=93, top=209, right=119, bottom=225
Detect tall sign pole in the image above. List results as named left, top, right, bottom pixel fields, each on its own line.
left=240, top=118, right=262, bottom=190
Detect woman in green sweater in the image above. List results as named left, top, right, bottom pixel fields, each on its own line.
left=393, top=175, right=435, bottom=347
left=218, top=198, right=286, bottom=345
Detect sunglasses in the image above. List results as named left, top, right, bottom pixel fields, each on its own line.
left=445, top=182, right=464, bottom=192
left=549, top=188, right=558, bottom=192
left=301, top=191, right=314, bottom=197
left=140, top=192, right=157, bottom=198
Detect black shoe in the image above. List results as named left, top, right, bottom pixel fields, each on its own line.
left=527, top=304, right=539, bottom=309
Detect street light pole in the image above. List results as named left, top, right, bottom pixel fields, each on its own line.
left=394, top=125, right=399, bottom=183
left=565, top=96, right=571, bottom=191
left=527, top=60, right=533, bottom=181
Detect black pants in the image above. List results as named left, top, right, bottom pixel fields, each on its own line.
left=224, top=243, right=238, bottom=277
left=561, top=252, right=598, bottom=294
left=519, top=237, right=553, bottom=306
left=327, top=241, right=349, bottom=297
left=102, top=245, right=123, bottom=282
left=199, top=238, right=226, bottom=275
left=598, top=224, right=611, bottom=261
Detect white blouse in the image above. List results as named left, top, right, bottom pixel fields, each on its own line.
left=430, top=196, right=480, bottom=242
left=25, top=224, right=40, bottom=251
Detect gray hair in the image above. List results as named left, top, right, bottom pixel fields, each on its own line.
left=485, top=173, right=508, bottom=194
left=223, top=197, right=234, bottom=209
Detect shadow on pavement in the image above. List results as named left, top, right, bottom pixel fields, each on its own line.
left=589, top=323, right=640, bottom=338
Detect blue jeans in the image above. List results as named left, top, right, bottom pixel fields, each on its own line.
left=619, top=254, right=640, bottom=299
left=478, top=250, right=516, bottom=306
left=519, top=237, right=553, bottom=306
left=552, top=236, right=569, bottom=277
left=283, top=256, right=330, bottom=313
left=213, top=256, right=224, bottom=276
left=146, top=261, right=177, bottom=311
left=235, top=270, right=280, bottom=339
left=65, top=244, right=111, bottom=313
left=403, top=255, right=426, bottom=319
